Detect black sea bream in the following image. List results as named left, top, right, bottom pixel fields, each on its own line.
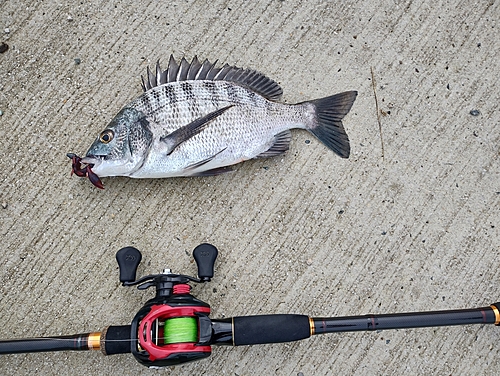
left=69, top=56, right=357, bottom=188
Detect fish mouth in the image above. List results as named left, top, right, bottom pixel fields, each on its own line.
left=67, top=153, right=105, bottom=189
left=81, top=154, right=105, bottom=166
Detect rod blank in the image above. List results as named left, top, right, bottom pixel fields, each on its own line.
left=0, top=333, right=97, bottom=354
left=312, top=303, right=500, bottom=335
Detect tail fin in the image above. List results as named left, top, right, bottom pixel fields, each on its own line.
left=307, top=91, right=357, bottom=158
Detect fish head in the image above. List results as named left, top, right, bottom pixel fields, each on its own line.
left=82, top=107, right=153, bottom=177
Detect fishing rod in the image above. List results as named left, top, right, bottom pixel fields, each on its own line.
left=0, top=243, right=498, bottom=368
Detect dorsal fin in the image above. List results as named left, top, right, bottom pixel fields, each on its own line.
left=141, top=55, right=283, bottom=101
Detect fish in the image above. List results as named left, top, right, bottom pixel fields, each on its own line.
left=68, top=55, right=357, bottom=189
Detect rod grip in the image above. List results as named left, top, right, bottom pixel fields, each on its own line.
left=233, top=314, right=311, bottom=346
left=102, top=325, right=132, bottom=355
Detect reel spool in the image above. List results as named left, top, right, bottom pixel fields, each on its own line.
left=164, top=317, right=198, bottom=344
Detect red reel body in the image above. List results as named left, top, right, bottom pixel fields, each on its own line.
left=130, top=283, right=214, bottom=368
left=138, top=303, right=211, bottom=363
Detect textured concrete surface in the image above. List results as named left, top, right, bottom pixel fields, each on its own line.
left=0, top=0, right=499, bottom=375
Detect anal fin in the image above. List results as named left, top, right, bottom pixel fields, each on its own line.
left=255, top=130, right=291, bottom=158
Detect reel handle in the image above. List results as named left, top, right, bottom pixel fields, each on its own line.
left=193, top=243, right=218, bottom=282
left=116, top=247, right=142, bottom=284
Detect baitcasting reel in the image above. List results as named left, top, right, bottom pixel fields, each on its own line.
left=115, top=243, right=221, bottom=367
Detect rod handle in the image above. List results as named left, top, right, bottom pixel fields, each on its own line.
left=233, top=314, right=311, bottom=346
left=101, top=325, right=132, bottom=355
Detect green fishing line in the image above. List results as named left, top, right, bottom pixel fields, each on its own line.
left=164, top=317, right=198, bottom=344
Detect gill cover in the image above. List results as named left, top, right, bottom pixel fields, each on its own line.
left=85, top=107, right=153, bottom=176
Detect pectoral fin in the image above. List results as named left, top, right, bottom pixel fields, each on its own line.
left=160, top=105, right=233, bottom=155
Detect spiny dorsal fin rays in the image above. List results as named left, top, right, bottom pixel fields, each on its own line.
left=140, top=75, right=148, bottom=92
left=141, top=68, right=151, bottom=92
left=213, top=64, right=233, bottom=80
left=159, top=105, right=234, bottom=156
left=205, top=64, right=223, bottom=80
left=156, top=61, right=163, bottom=86
left=141, top=55, right=283, bottom=101
left=195, top=58, right=217, bottom=80
left=140, top=63, right=162, bottom=91
left=177, top=58, right=191, bottom=81
left=186, top=56, right=202, bottom=80
left=167, top=55, right=179, bottom=83
left=148, top=65, right=156, bottom=88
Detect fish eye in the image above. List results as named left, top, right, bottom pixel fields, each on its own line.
left=99, top=130, right=114, bottom=144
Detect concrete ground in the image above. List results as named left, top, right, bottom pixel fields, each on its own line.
left=0, top=0, right=499, bottom=375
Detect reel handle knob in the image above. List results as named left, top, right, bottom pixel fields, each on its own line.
left=116, top=247, right=142, bottom=284
left=193, top=243, right=218, bottom=282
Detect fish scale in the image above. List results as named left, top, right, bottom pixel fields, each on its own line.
left=128, top=81, right=301, bottom=178
left=133, top=81, right=275, bottom=131
left=71, top=56, right=357, bottom=188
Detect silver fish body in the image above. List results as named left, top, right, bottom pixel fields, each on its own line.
left=80, top=56, right=357, bottom=181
